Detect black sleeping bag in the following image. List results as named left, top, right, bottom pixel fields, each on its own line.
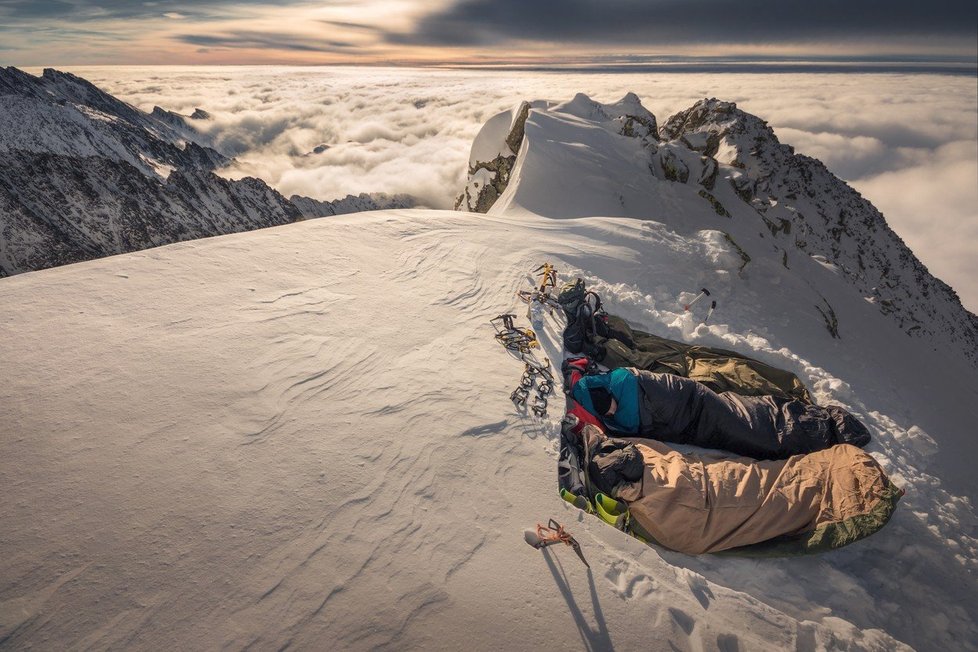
left=634, top=370, right=871, bottom=459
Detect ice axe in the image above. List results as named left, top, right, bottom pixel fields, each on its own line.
left=524, top=518, right=590, bottom=568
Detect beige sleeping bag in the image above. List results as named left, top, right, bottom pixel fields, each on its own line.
left=582, top=426, right=902, bottom=555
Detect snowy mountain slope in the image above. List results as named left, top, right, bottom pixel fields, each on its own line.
left=2, top=209, right=976, bottom=650
left=0, top=67, right=228, bottom=176
left=0, top=68, right=417, bottom=277
left=458, top=94, right=978, bottom=368
left=0, top=150, right=300, bottom=274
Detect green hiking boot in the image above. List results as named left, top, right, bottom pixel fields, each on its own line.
left=594, top=492, right=627, bottom=528
left=560, top=487, right=594, bottom=514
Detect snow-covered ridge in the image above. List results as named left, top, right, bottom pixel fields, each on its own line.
left=2, top=209, right=975, bottom=650
left=458, top=93, right=978, bottom=366
left=0, top=67, right=415, bottom=277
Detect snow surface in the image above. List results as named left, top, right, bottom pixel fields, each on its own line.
left=2, top=206, right=976, bottom=650
left=2, top=82, right=977, bottom=651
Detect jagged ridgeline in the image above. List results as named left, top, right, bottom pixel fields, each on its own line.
left=457, top=93, right=978, bottom=366
left=0, top=67, right=413, bottom=276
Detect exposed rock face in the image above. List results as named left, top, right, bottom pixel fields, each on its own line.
left=0, top=67, right=417, bottom=277
left=0, top=150, right=300, bottom=276
left=455, top=101, right=532, bottom=212
left=456, top=94, right=661, bottom=213
left=660, top=98, right=977, bottom=361
left=289, top=192, right=417, bottom=219
left=0, top=67, right=229, bottom=176
left=456, top=94, right=978, bottom=365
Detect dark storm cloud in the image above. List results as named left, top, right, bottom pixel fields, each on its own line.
left=388, top=0, right=978, bottom=46
left=0, top=0, right=300, bottom=22
left=178, top=32, right=357, bottom=52
left=0, top=0, right=77, bottom=20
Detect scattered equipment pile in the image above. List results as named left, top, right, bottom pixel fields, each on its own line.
left=510, top=263, right=902, bottom=563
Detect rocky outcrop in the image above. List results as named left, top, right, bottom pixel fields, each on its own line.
left=660, top=98, right=977, bottom=360
left=0, top=66, right=230, bottom=177
left=289, top=192, right=417, bottom=219
left=455, top=101, right=531, bottom=213
left=0, top=150, right=300, bottom=275
left=457, top=94, right=664, bottom=213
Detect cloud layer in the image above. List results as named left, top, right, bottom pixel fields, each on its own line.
left=44, top=66, right=978, bottom=311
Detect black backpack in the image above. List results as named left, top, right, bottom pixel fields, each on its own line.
left=557, top=278, right=608, bottom=354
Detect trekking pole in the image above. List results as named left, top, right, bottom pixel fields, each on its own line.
left=703, top=300, right=717, bottom=324
left=683, top=288, right=711, bottom=312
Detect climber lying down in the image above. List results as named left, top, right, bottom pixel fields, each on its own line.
left=577, top=424, right=901, bottom=554
left=572, top=367, right=871, bottom=460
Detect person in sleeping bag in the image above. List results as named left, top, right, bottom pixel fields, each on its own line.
left=572, top=367, right=870, bottom=460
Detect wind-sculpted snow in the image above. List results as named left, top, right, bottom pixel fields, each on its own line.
left=2, top=210, right=976, bottom=649
left=459, top=93, right=978, bottom=368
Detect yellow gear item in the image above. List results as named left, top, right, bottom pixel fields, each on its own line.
left=594, top=493, right=627, bottom=527
left=560, top=487, right=594, bottom=514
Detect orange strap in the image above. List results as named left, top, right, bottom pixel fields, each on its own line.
left=535, top=522, right=574, bottom=547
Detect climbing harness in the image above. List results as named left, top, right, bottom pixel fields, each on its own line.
left=524, top=518, right=590, bottom=568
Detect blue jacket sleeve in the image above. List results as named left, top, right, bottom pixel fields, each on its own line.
left=606, top=368, right=640, bottom=433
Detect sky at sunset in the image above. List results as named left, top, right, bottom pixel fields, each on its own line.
left=1, top=0, right=977, bottom=66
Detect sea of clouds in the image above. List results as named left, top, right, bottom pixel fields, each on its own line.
left=42, top=66, right=978, bottom=311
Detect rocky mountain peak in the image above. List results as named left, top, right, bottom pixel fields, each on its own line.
left=39, top=67, right=147, bottom=125
left=457, top=93, right=978, bottom=365
left=0, top=66, right=228, bottom=177
left=660, top=98, right=788, bottom=172
left=0, top=66, right=46, bottom=97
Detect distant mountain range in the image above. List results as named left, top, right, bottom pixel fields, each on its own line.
left=458, top=93, right=978, bottom=365
left=0, top=67, right=414, bottom=276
